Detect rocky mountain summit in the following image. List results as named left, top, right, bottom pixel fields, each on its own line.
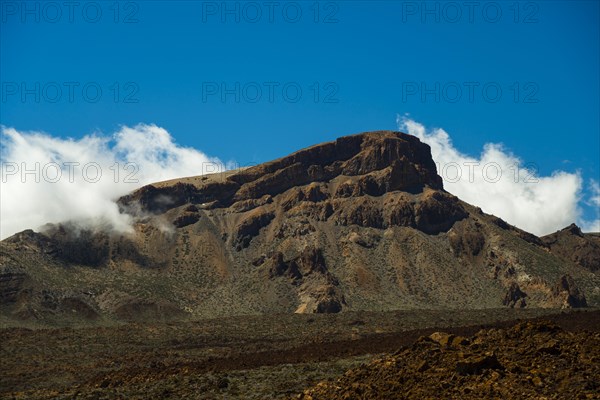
left=1, top=131, right=598, bottom=323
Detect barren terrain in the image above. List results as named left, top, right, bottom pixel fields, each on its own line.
left=2, top=308, right=598, bottom=399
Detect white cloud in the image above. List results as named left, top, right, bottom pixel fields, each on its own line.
left=0, top=124, right=224, bottom=239
left=590, top=179, right=600, bottom=207
left=582, top=180, right=600, bottom=232
left=580, top=219, right=600, bottom=233
left=397, top=115, right=598, bottom=236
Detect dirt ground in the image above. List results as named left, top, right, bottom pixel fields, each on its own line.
left=1, top=308, right=598, bottom=399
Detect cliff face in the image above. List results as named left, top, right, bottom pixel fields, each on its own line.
left=118, top=131, right=444, bottom=213
left=1, top=131, right=598, bottom=323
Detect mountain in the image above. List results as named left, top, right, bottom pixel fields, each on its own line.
left=1, top=131, right=598, bottom=323
left=541, top=224, right=600, bottom=273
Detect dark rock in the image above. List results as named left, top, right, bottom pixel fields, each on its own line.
left=490, top=216, right=511, bottom=230
left=119, top=181, right=239, bottom=214
left=414, top=191, right=468, bottom=234
left=333, top=198, right=384, bottom=229
left=217, top=377, right=229, bottom=389
left=230, top=195, right=273, bottom=213
left=553, top=274, right=587, bottom=308
left=297, top=247, right=328, bottom=276
left=416, top=360, right=430, bottom=372
left=43, top=225, right=110, bottom=267
left=173, top=212, right=200, bottom=228
left=233, top=210, right=275, bottom=250
left=503, top=282, right=528, bottom=308
left=383, top=196, right=416, bottom=228
left=537, top=339, right=561, bottom=355
left=0, top=271, right=29, bottom=304
left=455, top=353, right=503, bottom=375
left=316, top=297, right=343, bottom=313
left=268, top=252, right=301, bottom=280
left=448, top=220, right=486, bottom=257
left=183, top=204, right=199, bottom=212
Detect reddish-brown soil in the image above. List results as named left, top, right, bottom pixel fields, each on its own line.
left=1, top=309, right=599, bottom=399
left=298, top=311, right=600, bottom=400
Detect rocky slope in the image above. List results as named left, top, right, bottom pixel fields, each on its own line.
left=297, top=319, right=600, bottom=399
left=541, top=224, right=600, bottom=273
left=1, top=131, right=598, bottom=323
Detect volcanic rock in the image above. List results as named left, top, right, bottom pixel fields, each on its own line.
left=502, top=282, right=528, bottom=308
left=553, top=274, right=587, bottom=308
left=298, top=320, right=600, bottom=399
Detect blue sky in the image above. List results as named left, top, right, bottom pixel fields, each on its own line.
left=1, top=0, right=599, bottom=235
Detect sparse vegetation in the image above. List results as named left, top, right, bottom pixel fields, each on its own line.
left=2, top=309, right=596, bottom=399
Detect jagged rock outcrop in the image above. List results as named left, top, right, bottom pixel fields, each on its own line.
left=0, top=270, right=29, bottom=304
left=502, top=282, right=527, bottom=308
left=553, top=274, right=587, bottom=308
left=260, top=247, right=345, bottom=313
left=413, top=190, right=469, bottom=234
left=541, top=224, right=600, bottom=273
left=448, top=219, right=486, bottom=257
left=233, top=209, right=275, bottom=250
left=172, top=204, right=201, bottom=228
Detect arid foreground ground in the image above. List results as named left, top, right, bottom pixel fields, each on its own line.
left=1, top=308, right=599, bottom=399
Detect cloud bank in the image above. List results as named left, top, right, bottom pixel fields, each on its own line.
left=0, top=124, right=224, bottom=239
left=397, top=116, right=599, bottom=236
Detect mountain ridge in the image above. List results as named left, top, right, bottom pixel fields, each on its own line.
left=1, top=130, right=598, bottom=324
